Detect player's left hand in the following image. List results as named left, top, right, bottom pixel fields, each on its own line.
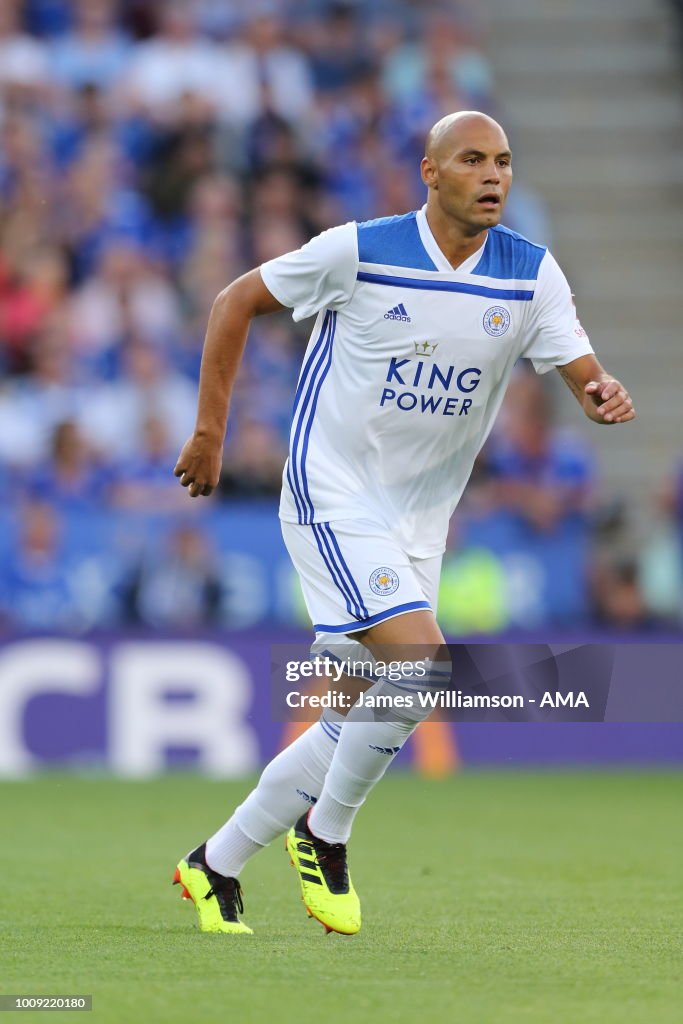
left=583, top=379, right=635, bottom=424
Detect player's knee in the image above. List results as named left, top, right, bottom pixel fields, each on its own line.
left=358, top=658, right=452, bottom=726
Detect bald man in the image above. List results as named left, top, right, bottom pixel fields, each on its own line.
left=171, top=111, right=634, bottom=936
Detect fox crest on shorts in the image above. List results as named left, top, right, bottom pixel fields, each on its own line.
left=369, top=567, right=399, bottom=596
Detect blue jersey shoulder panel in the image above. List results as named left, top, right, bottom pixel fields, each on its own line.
left=472, top=224, right=546, bottom=281
left=357, top=211, right=438, bottom=272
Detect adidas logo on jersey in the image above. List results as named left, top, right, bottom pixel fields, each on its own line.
left=384, top=302, right=411, bottom=322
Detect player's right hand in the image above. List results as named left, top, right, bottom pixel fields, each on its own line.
left=173, top=433, right=223, bottom=498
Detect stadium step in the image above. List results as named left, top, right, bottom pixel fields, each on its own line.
left=484, top=0, right=683, bottom=520
left=552, top=213, right=681, bottom=246
left=489, top=0, right=664, bottom=18
left=493, top=41, right=674, bottom=77
left=512, top=124, right=682, bottom=156
left=503, top=92, right=682, bottom=131
left=514, top=152, right=683, bottom=189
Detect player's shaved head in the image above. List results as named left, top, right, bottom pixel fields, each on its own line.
left=425, top=111, right=508, bottom=162
left=420, top=110, right=513, bottom=247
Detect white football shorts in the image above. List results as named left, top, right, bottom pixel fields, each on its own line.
left=281, top=517, right=441, bottom=662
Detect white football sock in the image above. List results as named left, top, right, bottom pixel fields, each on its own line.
left=204, top=710, right=343, bottom=876
left=308, top=664, right=449, bottom=845
left=205, top=819, right=263, bottom=878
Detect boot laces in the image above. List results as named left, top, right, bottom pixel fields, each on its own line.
left=315, top=842, right=348, bottom=892
left=205, top=875, right=244, bottom=917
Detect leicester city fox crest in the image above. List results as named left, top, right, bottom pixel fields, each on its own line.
left=369, top=567, right=400, bottom=596
left=483, top=306, right=511, bottom=337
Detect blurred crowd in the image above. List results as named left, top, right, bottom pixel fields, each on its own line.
left=0, top=0, right=680, bottom=632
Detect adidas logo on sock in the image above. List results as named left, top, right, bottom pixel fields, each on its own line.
left=368, top=744, right=401, bottom=755
left=384, top=302, right=411, bottom=322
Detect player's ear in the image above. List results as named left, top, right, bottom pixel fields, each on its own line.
left=421, top=156, right=438, bottom=189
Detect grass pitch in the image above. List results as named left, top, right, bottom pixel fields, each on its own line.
left=1, top=772, right=681, bottom=1024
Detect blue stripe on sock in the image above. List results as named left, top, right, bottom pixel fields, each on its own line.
left=387, top=678, right=448, bottom=690
left=319, top=719, right=339, bottom=743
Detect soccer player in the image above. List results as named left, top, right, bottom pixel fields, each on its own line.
left=172, top=111, right=635, bottom=935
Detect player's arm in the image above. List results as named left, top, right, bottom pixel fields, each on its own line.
left=174, top=270, right=284, bottom=498
left=556, top=353, right=635, bottom=425
left=175, top=222, right=358, bottom=497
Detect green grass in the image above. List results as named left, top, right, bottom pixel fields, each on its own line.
left=1, top=772, right=681, bottom=1024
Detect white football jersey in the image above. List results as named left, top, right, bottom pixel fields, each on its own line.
left=260, top=205, right=593, bottom=558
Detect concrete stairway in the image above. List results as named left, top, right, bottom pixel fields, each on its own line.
left=483, top=0, right=683, bottom=518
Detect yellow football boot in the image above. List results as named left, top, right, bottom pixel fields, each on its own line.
left=286, top=813, right=361, bottom=935
left=173, top=844, right=253, bottom=934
